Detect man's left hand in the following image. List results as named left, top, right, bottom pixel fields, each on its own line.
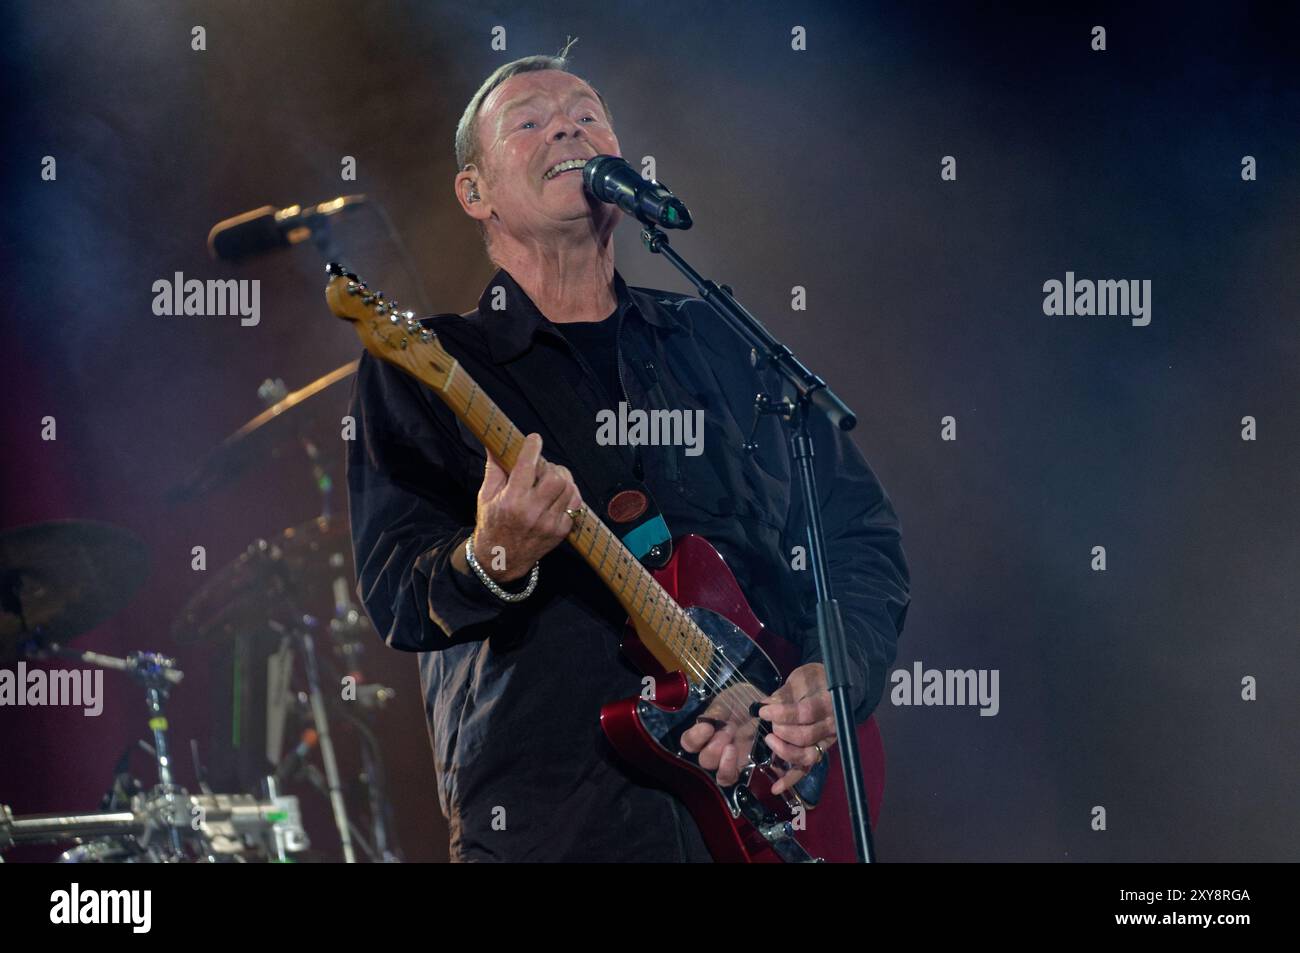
left=678, top=662, right=839, bottom=796
left=757, top=662, right=838, bottom=796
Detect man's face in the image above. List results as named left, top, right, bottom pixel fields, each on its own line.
left=460, top=70, right=622, bottom=242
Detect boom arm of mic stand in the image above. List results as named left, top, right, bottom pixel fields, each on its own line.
left=639, top=227, right=856, bottom=432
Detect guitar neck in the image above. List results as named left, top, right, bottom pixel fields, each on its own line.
left=321, top=268, right=719, bottom=686
left=438, top=358, right=717, bottom=682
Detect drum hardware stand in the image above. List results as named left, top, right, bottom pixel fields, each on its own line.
left=267, top=617, right=356, bottom=862
left=31, top=644, right=190, bottom=859
left=238, top=537, right=399, bottom=861
left=267, top=605, right=398, bottom=861
left=8, top=645, right=306, bottom=862
left=330, top=599, right=400, bottom=861
left=255, top=369, right=399, bottom=861
left=134, top=651, right=187, bottom=858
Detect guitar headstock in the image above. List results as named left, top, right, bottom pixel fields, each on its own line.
left=324, top=262, right=456, bottom=389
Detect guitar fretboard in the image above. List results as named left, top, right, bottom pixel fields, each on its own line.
left=439, top=357, right=719, bottom=683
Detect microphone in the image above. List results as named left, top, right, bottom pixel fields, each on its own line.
left=208, top=195, right=367, bottom=262
left=583, top=156, right=692, bottom=230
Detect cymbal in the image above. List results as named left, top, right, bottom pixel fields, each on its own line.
left=168, top=360, right=358, bottom=503
left=0, top=520, right=150, bottom=659
left=171, top=516, right=355, bottom=645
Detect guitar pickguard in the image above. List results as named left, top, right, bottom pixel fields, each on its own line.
left=631, top=605, right=829, bottom=862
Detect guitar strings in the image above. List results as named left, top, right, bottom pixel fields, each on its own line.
left=570, top=501, right=778, bottom=772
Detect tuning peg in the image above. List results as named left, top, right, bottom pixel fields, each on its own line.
left=326, top=262, right=347, bottom=277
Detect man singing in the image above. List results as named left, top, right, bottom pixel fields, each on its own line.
left=347, top=49, right=910, bottom=861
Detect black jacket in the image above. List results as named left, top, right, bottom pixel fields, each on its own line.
left=346, top=266, right=910, bottom=861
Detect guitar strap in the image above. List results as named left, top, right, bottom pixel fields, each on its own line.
left=500, top=326, right=674, bottom=569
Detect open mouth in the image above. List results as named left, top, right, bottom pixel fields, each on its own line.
left=542, top=158, right=588, bottom=181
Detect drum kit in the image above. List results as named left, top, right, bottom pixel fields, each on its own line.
left=1, top=361, right=402, bottom=863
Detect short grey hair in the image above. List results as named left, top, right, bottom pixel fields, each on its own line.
left=454, top=44, right=614, bottom=177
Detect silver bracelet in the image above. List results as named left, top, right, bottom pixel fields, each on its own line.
left=464, top=533, right=539, bottom=603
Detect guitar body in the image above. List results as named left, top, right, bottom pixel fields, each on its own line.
left=600, top=534, right=885, bottom=863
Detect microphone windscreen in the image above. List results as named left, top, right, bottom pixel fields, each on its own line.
left=207, top=206, right=283, bottom=262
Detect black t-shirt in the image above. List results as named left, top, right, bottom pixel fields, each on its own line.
left=556, top=310, right=621, bottom=407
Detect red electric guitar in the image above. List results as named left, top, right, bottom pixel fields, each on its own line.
left=325, top=265, right=885, bottom=862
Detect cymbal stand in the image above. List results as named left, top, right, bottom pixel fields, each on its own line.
left=36, top=644, right=189, bottom=859
left=268, top=618, right=356, bottom=862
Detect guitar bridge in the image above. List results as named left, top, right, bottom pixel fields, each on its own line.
left=733, top=786, right=822, bottom=863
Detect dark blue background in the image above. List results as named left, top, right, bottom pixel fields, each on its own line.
left=2, top=1, right=1297, bottom=861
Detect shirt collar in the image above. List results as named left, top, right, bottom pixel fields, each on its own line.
left=474, top=266, right=679, bottom=364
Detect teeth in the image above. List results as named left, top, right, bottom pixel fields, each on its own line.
left=544, top=158, right=587, bottom=180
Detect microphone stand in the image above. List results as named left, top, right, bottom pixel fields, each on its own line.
left=638, top=224, right=874, bottom=864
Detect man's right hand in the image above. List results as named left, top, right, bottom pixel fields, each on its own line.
left=471, top=433, right=581, bottom=583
